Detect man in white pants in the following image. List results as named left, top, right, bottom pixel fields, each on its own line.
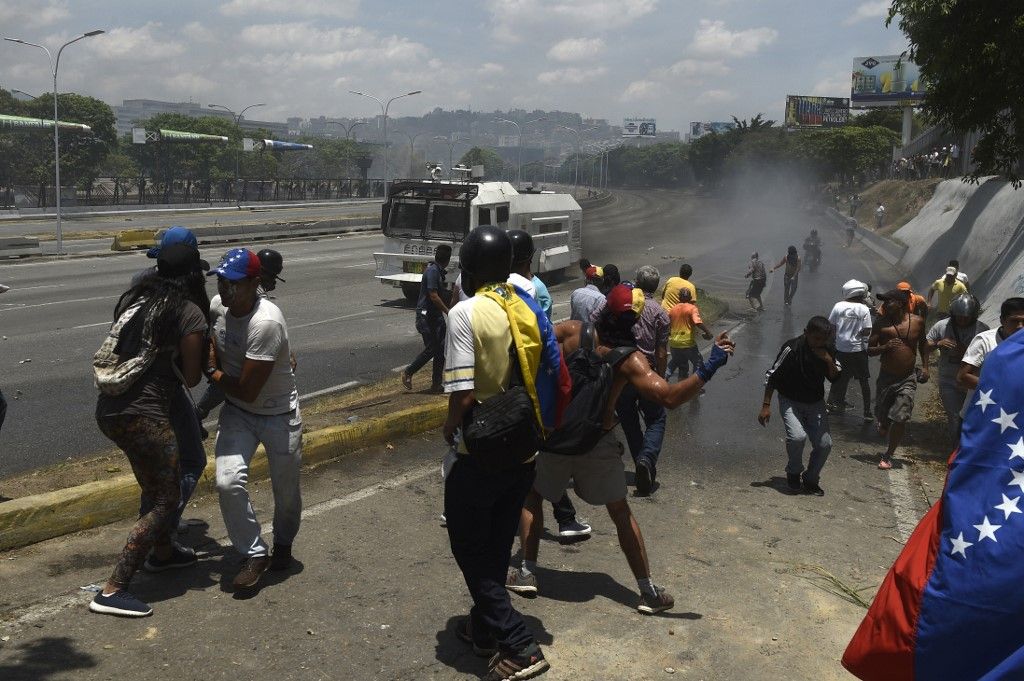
left=207, top=248, right=302, bottom=590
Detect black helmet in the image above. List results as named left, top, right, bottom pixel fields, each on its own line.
left=507, top=229, right=535, bottom=265
left=460, top=225, right=512, bottom=285
left=949, top=293, right=980, bottom=320
left=256, top=249, right=285, bottom=290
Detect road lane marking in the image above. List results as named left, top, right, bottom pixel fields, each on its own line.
left=72, top=321, right=110, bottom=329
left=339, top=261, right=375, bottom=269
left=300, top=380, right=362, bottom=401
left=0, top=295, right=109, bottom=312
left=8, top=284, right=65, bottom=291
left=302, top=464, right=436, bottom=520
left=290, top=309, right=374, bottom=330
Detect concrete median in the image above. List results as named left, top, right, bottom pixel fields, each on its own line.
left=111, top=229, right=158, bottom=251
left=0, top=399, right=446, bottom=552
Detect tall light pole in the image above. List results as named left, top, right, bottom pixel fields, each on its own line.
left=495, top=116, right=545, bottom=187
left=4, top=29, right=105, bottom=255
left=208, top=102, right=264, bottom=208
left=392, top=130, right=426, bottom=178
left=326, top=119, right=366, bottom=140
left=556, top=125, right=597, bottom=197
left=348, top=89, right=421, bottom=197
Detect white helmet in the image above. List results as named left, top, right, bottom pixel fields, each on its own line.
left=843, top=279, right=868, bottom=299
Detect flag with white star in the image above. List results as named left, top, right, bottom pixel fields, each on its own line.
left=844, top=329, right=1024, bottom=680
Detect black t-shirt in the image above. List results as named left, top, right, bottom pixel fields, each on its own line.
left=764, top=336, right=836, bottom=404
left=96, top=298, right=208, bottom=420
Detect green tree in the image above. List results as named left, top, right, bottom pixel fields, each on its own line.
left=887, top=1, right=1024, bottom=184
left=848, top=108, right=926, bottom=137
left=689, top=132, right=735, bottom=189
left=731, top=113, right=776, bottom=132
left=459, top=147, right=505, bottom=179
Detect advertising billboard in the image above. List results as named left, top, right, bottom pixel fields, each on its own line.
left=688, top=121, right=736, bottom=139
left=623, top=117, right=657, bottom=137
left=497, top=134, right=518, bottom=148
left=784, top=95, right=850, bottom=128
left=851, top=55, right=927, bottom=108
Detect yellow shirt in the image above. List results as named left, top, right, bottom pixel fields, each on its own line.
left=668, top=302, right=703, bottom=348
left=661, top=277, right=697, bottom=311
left=932, top=278, right=968, bottom=313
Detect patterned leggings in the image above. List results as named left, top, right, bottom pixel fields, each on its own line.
left=97, top=414, right=181, bottom=588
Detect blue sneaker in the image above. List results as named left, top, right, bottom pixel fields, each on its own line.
left=89, top=590, right=153, bottom=617
left=143, top=545, right=197, bottom=573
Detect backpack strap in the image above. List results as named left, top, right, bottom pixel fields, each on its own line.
left=580, top=322, right=597, bottom=351
left=602, top=346, right=636, bottom=368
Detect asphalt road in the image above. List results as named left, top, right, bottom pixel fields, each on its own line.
left=0, top=200, right=382, bottom=239
left=0, top=203, right=948, bottom=678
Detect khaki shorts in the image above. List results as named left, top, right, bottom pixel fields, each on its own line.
left=875, top=371, right=917, bottom=424
left=534, top=430, right=627, bottom=506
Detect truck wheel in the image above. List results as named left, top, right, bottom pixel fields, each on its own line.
left=401, top=282, right=419, bottom=303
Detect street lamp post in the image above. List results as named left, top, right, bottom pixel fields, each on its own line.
left=326, top=119, right=366, bottom=140
left=4, top=29, right=105, bottom=255
left=208, top=102, right=265, bottom=209
left=495, top=116, right=545, bottom=187
left=556, top=125, right=597, bottom=197
left=348, top=90, right=421, bottom=198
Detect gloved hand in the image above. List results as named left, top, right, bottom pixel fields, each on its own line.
left=696, top=344, right=729, bottom=383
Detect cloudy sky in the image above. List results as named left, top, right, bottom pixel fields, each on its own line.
left=0, top=0, right=907, bottom=130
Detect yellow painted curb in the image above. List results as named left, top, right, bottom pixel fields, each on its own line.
left=111, top=229, right=158, bottom=251
left=0, top=399, right=447, bottom=552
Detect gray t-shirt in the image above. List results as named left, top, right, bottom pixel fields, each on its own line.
left=96, top=298, right=208, bottom=420
left=926, top=318, right=989, bottom=384
left=212, top=297, right=298, bottom=415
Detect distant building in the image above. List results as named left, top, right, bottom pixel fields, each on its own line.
left=112, top=98, right=289, bottom=139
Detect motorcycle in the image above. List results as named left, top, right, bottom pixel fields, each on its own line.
left=804, top=241, right=822, bottom=272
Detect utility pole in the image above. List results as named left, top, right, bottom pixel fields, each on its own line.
left=208, top=102, right=265, bottom=208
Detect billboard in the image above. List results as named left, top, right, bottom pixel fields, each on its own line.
left=851, top=55, right=927, bottom=108
left=688, top=121, right=736, bottom=139
left=623, top=117, right=656, bottom=137
left=497, top=134, right=518, bottom=148
left=784, top=95, right=850, bottom=128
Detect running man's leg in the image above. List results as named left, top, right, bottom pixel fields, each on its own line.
left=778, top=396, right=809, bottom=477
left=214, top=404, right=269, bottom=558
left=801, top=402, right=833, bottom=486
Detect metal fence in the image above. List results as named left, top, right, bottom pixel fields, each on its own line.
left=0, top=177, right=386, bottom=209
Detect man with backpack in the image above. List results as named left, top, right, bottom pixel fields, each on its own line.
left=506, top=283, right=735, bottom=615
left=207, top=248, right=302, bottom=590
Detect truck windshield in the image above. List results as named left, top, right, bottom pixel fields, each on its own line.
left=430, top=203, right=469, bottom=237
left=386, top=201, right=428, bottom=239
left=383, top=182, right=478, bottom=240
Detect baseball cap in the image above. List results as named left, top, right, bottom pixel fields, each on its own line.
left=148, top=226, right=203, bottom=263
left=877, top=288, right=910, bottom=304
left=585, top=265, right=604, bottom=281
left=945, top=266, right=958, bottom=277
left=208, top=248, right=262, bottom=281
left=605, top=283, right=645, bottom=317
left=842, top=279, right=867, bottom=299
left=896, top=281, right=913, bottom=291
left=157, top=243, right=206, bottom=278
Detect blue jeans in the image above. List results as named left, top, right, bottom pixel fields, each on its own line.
left=778, top=396, right=832, bottom=485
left=616, top=383, right=667, bottom=475
left=140, top=385, right=207, bottom=528
left=668, top=346, right=702, bottom=381
left=407, top=315, right=446, bottom=388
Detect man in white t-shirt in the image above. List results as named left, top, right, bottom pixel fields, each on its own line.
left=206, top=248, right=302, bottom=591
left=875, top=203, right=886, bottom=229
left=926, top=294, right=987, bottom=441
left=826, top=280, right=873, bottom=421
left=957, top=298, right=1024, bottom=419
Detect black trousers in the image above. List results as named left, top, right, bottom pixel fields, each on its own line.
left=445, top=457, right=536, bottom=653
left=407, top=316, right=446, bottom=387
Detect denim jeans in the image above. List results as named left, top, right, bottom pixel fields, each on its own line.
left=140, top=385, right=207, bottom=528
left=778, top=396, right=832, bottom=485
left=937, top=377, right=966, bottom=442
left=445, top=457, right=536, bottom=654
left=615, top=382, right=667, bottom=475
left=826, top=350, right=871, bottom=414
left=215, top=402, right=303, bottom=557
left=195, top=381, right=226, bottom=420
left=668, top=346, right=703, bottom=381
left=784, top=274, right=799, bottom=304
left=407, top=315, right=446, bottom=387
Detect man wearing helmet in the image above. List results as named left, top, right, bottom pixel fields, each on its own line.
left=926, top=294, right=988, bottom=441
left=827, top=280, right=874, bottom=421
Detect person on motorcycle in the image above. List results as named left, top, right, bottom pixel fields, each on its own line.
left=803, top=230, right=822, bottom=269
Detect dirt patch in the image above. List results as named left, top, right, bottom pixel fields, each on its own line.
left=843, top=178, right=941, bottom=237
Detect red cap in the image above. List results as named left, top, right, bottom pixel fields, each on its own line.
left=605, top=283, right=645, bottom=316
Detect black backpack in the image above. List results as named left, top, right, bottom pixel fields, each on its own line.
left=541, top=323, right=634, bottom=456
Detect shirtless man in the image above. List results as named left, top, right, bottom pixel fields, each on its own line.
left=506, top=284, right=735, bottom=614
left=868, top=289, right=930, bottom=469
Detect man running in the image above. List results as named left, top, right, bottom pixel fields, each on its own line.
left=770, top=247, right=801, bottom=306
left=926, top=294, right=986, bottom=441
left=826, top=280, right=873, bottom=421
left=660, top=263, right=697, bottom=311
left=868, top=289, right=930, bottom=470
left=926, top=266, right=968, bottom=318
left=507, top=284, right=734, bottom=614
left=402, top=244, right=452, bottom=393
left=745, top=252, right=767, bottom=311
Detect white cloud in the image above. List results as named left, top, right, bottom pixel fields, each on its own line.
left=165, top=73, right=216, bottom=94
left=811, top=71, right=850, bottom=96
left=548, top=37, right=605, bottom=62
left=689, top=19, right=778, bottom=58
left=182, top=22, right=217, bottom=43
left=702, top=89, right=737, bottom=103
left=480, top=62, right=506, bottom=75
left=0, top=0, right=67, bottom=29
left=843, top=1, right=890, bottom=26
left=621, top=79, right=658, bottom=101
left=488, top=0, right=657, bottom=42
left=537, top=66, right=608, bottom=85
left=88, top=24, right=185, bottom=61
left=238, top=23, right=429, bottom=70
left=220, top=0, right=359, bottom=18
left=666, top=58, right=730, bottom=80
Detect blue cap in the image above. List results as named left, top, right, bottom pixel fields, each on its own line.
left=148, top=226, right=198, bottom=258
left=207, top=248, right=262, bottom=281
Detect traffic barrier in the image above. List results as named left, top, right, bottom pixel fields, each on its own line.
left=0, top=399, right=446, bottom=552
left=824, top=208, right=907, bottom=268
left=191, top=218, right=376, bottom=245
left=111, top=229, right=157, bottom=251
left=0, top=236, right=41, bottom=258
left=579, top=191, right=614, bottom=210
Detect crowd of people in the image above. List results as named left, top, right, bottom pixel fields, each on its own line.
left=891, top=143, right=961, bottom=180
